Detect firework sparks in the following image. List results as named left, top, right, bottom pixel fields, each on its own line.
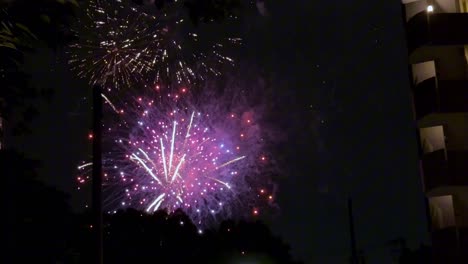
left=67, top=0, right=241, bottom=92
left=77, top=82, right=276, bottom=228
left=125, top=110, right=247, bottom=215
left=151, top=32, right=241, bottom=87
left=68, top=0, right=162, bottom=91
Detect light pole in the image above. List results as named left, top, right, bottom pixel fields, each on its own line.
left=92, top=85, right=103, bottom=264
left=348, top=197, right=358, bottom=264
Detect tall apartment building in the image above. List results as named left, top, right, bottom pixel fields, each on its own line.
left=401, top=0, right=468, bottom=262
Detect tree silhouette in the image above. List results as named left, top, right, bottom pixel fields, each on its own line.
left=205, top=219, right=300, bottom=263
left=103, top=208, right=201, bottom=263
left=131, top=0, right=242, bottom=26
left=1, top=3, right=78, bottom=258
left=1, top=150, right=74, bottom=263
left=2, top=0, right=77, bottom=49
left=184, top=0, right=242, bottom=25
left=1, top=0, right=76, bottom=134
left=399, top=244, right=431, bottom=264
left=72, top=208, right=301, bottom=263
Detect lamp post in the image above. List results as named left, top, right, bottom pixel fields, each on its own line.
left=348, top=197, right=358, bottom=264
left=92, top=85, right=103, bottom=264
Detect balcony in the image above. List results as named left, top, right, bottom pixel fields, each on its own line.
left=431, top=227, right=468, bottom=263
left=422, top=149, right=447, bottom=190
left=439, top=80, right=468, bottom=113
left=422, top=150, right=468, bottom=191
left=413, top=78, right=468, bottom=119
left=406, top=11, right=468, bottom=53
left=413, top=77, right=438, bottom=119
left=461, top=228, right=468, bottom=254
left=447, top=150, right=468, bottom=186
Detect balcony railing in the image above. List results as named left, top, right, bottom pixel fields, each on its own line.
left=422, top=150, right=468, bottom=191
left=407, top=11, right=468, bottom=53
left=413, top=78, right=468, bottom=119
left=461, top=228, right=468, bottom=254
left=447, top=150, right=468, bottom=187
left=431, top=227, right=467, bottom=263
left=422, top=149, right=447, bottom=191
left=439, top=80, right=468, bottom=113
left=413, top=77, right=438, bottom=119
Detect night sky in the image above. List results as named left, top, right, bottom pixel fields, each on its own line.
left=9, top=0, right=430, bottom=263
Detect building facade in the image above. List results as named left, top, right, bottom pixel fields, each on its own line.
left=401, top=0, right=468, bottom=262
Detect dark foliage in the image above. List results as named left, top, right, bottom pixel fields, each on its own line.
left=74, top=208, right=301, bottom=263
left=132, top=0, right=170, bottom=9
left=205, top=219, right=300, bottom=263
left=387, top=238, right=432, bottom=264
left=0, top=0, right=76, bottom=134
left=2, top=0, right=77, bottom=50
left=1, top=150, right=75, bottom=263
left=183, top=0, right=242, bottom=25
left=399, top=244, right=431, bottom=264
left=131, top=0, right=242, bottom=26
left=0, top=68, right=53, bottom=135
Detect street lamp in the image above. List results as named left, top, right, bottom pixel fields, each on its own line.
left=427, top=5, right=434, bottom=13
left=92, top=85, right=103, bottom=264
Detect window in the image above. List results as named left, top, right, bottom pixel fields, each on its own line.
left=419, top=125, right=446, bottom=154
left=429, top=195, right=456, bottom=230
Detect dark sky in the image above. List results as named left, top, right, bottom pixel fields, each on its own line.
left=10, top=0, right=430, bottom=263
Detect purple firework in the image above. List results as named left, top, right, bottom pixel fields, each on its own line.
left=78, top=80, right=276, bottom=228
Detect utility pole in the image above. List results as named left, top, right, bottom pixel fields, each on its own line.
left=92, top=85, right=103, bottom=264
left=348, top=197, right=358, bottom=264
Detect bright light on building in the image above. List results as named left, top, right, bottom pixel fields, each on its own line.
left=427, top=5, right=434, bottom=12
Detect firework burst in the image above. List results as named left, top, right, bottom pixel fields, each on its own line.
left=150, top=28, right=241, bottom=88
left=77, top=79, right=277, bottom=228
left=67, top=0, right=162, bottom=91
left=67, top=0, right=241, bottom=92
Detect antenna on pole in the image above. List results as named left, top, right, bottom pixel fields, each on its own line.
left=92, top=85, right=103, bottom=264
left=348, top=197, right=358, bottom=264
